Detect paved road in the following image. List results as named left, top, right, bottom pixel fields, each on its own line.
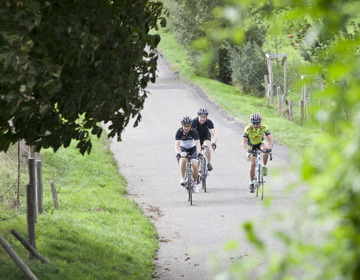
left=109, top=56, right=298, bottom=279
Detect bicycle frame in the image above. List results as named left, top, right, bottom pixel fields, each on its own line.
left=248, top=149, right=272, bottom=200
left=180, top=154, right=198, bottom=205
left=199, top=145, right=208, bottom=192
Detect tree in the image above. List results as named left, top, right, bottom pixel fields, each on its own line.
left=0, top=0, right=167, bottom=154
left=206, top=0, right=360, bottom=279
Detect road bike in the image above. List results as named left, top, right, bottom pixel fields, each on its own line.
left=248, top=149, right=272, bottom=200
left=198, top=144, right=210, bottom=192
left=178, top=154, right=200, bottom=205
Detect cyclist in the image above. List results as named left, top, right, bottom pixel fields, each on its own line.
left=175, top=116, right=202, bottom=194
left=191, top=108, right=217, bottom=171
left=242, top=113, right=274, bottom=193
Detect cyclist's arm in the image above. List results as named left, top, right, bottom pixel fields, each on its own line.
left=242, top=137, right=250, bottom=151
left=175, top=141, right=181, bottom=154
left=195, top=140, right=201, bottom=154
left=209, top=128, right=217, bottom=144
left=266, top=134, right=274, bottom=150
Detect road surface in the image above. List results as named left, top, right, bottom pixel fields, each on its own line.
left=109, top=55, right=298, bottom=279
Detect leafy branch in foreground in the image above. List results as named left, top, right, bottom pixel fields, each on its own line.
left=0, top=0, right=167, bottom=154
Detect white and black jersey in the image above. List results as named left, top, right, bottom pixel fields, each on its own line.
left=175, top=127, right=200, bottom=150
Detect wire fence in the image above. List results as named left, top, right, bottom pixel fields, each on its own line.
left=0, top=141, right=29, bottom=213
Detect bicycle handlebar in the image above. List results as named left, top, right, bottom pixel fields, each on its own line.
left=177, top=154, right=201, bottom=164
left=247, top=150, right=273, bottom=161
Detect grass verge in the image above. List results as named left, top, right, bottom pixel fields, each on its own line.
left=0, top=136, right=158, bottom=280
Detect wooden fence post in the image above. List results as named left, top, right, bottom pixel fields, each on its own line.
left=299, top=99, right=304, bottom=122
left=0, top=234, right=38, bottom=280
left=11, top=230, right=49, bottom=263
left=277, top=87, right=281, bottom=109
left=50, top=180, right=59, bottom=210
left=36, top=160, right=43, bottom=214
left=267, top=58, right=274, bottom=104
left=283, top=56, right=287, bottom=98
left=289, top=101, right=293, bottom=121
left=27, top=159, right=36, bottom=250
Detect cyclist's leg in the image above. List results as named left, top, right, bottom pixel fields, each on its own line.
left=260, top=142, right=269, bottom=165
left=198, top=140, right=204, bottom=169
left=179, top=148, right=188, bottom=182
left=249, top=155, right=256, bottom=181
left=203, top=139, right=211, bottom=164
left=248, top=143, right=258, bottom=181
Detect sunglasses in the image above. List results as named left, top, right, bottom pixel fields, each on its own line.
left=183, top=125, right=191, bottom=128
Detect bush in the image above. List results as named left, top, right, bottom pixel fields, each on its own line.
left=226, top=41, right=268, bottom=96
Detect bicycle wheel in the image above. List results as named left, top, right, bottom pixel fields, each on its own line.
left=201, top=157, right=207, bottom=192
left=187, top=167, right=193, bottom=205
left=257, top=167, right=263, bottom=200
left=260, top=168, right=264, bottom=200
left=255, top=167, right=261, bottom=197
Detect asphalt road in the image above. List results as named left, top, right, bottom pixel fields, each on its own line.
left=109, top=55, right=299, bottom=279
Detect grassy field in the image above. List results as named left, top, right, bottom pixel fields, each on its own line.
left=0, top=136, right=158, bottom=280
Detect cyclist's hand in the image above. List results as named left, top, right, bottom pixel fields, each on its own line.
left=265, top=149, right=272, bottom=153
left=176, top=153, right=181, bottom=160
left=197, top=153, right=203, bottom=158
left=211, top=143, right=217, bottom=150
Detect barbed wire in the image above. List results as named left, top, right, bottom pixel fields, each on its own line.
left=0, top=211, right=27, bottom=222
left=6, top=268, right=20, bottom=280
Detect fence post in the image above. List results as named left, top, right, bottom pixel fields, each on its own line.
left=299, top=99, right=304, bottom=123
left=27, top=159, right=37, bottom=250
left=0, top=234, right=38, bottom=280
left=282, top=95, right=286, bottom=108
left=36, top=160, right=43, bottom=214
left=277, top=87, right=281, bottom=110
left=289, top=101, right=293, bottom=121
left=50, top=180, right=59, bottom=210
left=11, top=230, right=49, bottom=263
left=283, top=56, right=287, bottom=98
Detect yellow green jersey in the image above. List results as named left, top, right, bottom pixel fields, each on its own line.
left=243, top=123, right=271, bottom=146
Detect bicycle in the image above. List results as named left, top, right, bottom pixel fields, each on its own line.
left=198, top=144, right=215, bottom=192
left=178, top=154, right=200, bottom=205
left=247, top=149, right=272, bottom=200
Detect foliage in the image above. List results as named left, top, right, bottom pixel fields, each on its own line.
left=204, top=0, right=360, bottom=279
left=0, top=135, right=158, bottom=279
left=166, top=0, right=233, bottom=83
left=225, top=41, right=267, bottom=96
left=288, top=20, right=360, bottom=67
left=0, top=0, right=167, bottom=155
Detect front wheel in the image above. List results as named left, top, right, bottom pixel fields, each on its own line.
left=200, top=157, right=207, bottom=192
left=255, top=167, right=261, bottom=197
left=187, top=169, right=193, bottom=205
left=259, top=169, right=264, bottom=200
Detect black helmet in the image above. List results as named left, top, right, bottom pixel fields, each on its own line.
left=197, top=108, right=209, bottom=116
left=181, top=116, right=192, bottom=125
left=250, top=113, right=262, bottom=124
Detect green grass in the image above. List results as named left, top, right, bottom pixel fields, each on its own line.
left=157, top=28, right=320, bottom=152
left=0, top=136, right=158, bottom=280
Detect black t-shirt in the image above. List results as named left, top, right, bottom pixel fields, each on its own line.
left=191, top=118, right=214, bottom=141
